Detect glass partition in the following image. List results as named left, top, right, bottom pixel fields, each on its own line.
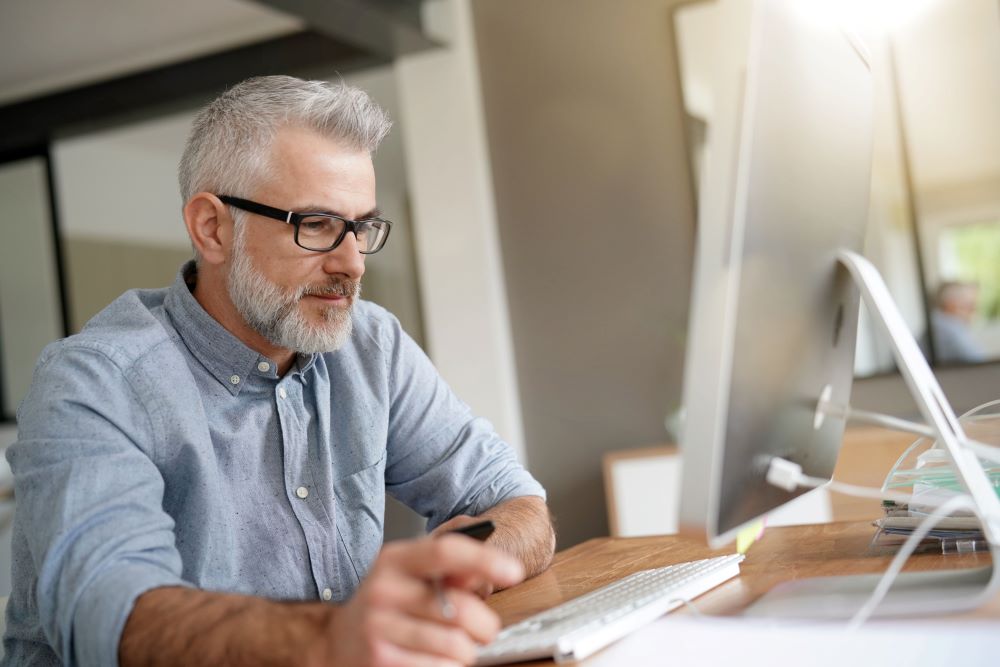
left=672, top=0, right=1000, bottom=377
left=0, top=156, right=65, bottom=421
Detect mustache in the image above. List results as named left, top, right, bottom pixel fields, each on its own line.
left=298, top=279, right=361, bottom=300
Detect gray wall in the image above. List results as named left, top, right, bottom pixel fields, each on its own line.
left=64, top=238, right=192, bottom=332
left=473, top=0, right=696, bottom=548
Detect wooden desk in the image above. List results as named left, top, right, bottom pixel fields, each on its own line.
left=488, top=521, right=997, bottom=665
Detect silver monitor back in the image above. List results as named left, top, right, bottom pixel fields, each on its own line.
left=679, top=0, right=875, bottom=548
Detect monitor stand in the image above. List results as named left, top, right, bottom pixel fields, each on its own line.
left=744, top=250, right=1000, bottom=621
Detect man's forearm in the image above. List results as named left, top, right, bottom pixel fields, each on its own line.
left=479, top=496, right=555, bottom=579
left=119, top=586, right=330, bottom=667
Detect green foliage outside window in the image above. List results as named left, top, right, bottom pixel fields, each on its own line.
left=944, top=221, right=1000, bottom=320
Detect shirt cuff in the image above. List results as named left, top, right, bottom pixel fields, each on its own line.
left=72, top=562, right=192, bottom=667
left=468, top=478, right=547, bottom=519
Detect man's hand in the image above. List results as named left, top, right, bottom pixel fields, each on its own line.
left=121, top=536, right=522, bottom=667
left=432, top=496, right=556, bottom=595
left=320, top=535, right=523, bottom=666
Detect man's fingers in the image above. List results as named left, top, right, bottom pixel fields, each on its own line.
left=383, top=535, right=524, bottom=588
left=426, top=588, right=501, bottom=644
left=364, top=568, right=502, bottom=642
left=349, top=536, right=515, bottom=665
left=369, top=640, right=464, bottom=667
left=439, top=572, right=494, bottom=599
left=372, top=609, right=480, bottom=665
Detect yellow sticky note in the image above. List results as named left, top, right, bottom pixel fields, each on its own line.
left=736, top=520, right=765, bottom=555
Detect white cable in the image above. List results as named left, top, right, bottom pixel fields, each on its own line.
left=766, top=457, right=980, bottom=631
left=819, top=401, right=1000, bottom=463
left=839, top=406, right=936, bottom=439
left=959, top=398, right=1000, bottom=420
left=801, top=475, right=915, bottom=506
left=845, top=494, right=975, bottom=631
left=960, top=438, right=1000, bottom=464
left=800, top=399, right=1000, bottom=627
left=769, top=459, right=913, bottom=505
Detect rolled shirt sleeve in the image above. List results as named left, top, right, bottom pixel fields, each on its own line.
left=9, top=342, right=190, bottom=667
left=378, top=313, right=545, bottom=529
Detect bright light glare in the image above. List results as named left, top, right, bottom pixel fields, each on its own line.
left=799, top=0, right=938, bottom=33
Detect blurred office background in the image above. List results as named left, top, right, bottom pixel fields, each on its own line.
left=0, top=0, right=998, bottom=598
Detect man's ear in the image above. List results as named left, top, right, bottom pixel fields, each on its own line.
left=184, top=193, right=230, bottom=265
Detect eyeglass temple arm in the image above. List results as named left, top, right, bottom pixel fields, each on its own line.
left=219, top=196, right=295, bottom=225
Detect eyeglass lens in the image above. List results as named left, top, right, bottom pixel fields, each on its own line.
left=297, top=216, right=390, bottom=253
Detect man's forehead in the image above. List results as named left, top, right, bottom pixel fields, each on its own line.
left=256, top=127, right=377, bottom=216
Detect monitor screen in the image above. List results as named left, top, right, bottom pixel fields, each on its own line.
left=678, top=0, right=875, bottom=547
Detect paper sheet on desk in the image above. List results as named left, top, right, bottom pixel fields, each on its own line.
left=594, top=615, right=992, bottom=666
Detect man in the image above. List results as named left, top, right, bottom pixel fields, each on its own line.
left=926, top=281, right=986, bottom=364
left=4, top=76, right=555, bottom=667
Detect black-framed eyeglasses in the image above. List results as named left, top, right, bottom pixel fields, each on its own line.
left=218, top=195, right=392, bottom=254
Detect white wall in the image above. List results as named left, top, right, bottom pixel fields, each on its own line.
left=54, top=114, right=195, bottom=248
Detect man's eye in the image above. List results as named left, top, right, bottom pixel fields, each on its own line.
left=301, top=219, right=330, bottom=233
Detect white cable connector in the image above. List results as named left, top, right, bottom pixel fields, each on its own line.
left=765, top=457, right=803, bottom=492
left=766, top=457, right=921, bottom=505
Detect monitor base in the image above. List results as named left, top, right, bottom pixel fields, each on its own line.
left=743, top=566, right=995, bottom=619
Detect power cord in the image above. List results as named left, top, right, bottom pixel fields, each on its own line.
left=818, top=401, right=1000, bottom=464
left=765, top=457, right=915, bottom=505
left=765, top=456, right=977, bottom=630
left=846, top=494, right=974, bottom=630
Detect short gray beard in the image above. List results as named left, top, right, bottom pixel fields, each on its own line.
left=227, top=224, right=360, bottom=354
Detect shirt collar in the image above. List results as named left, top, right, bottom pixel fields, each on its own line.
left=164, top=261, right=302, bottom=395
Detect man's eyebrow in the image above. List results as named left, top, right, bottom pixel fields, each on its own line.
left=300, top=205, right=382, bottom=219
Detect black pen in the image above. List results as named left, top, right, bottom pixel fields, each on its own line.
left=449, top=519, right=496, bottom=542
left=435, top=520, right=496, bottom=618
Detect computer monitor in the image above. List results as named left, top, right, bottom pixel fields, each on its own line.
left=677, top=0, right=1000, bottom=618
left=678, top=0, right=874, bottom=548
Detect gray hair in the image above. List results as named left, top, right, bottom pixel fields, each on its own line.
left=178, top=75, right=392, bottom=203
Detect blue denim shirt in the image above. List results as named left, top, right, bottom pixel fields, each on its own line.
left=3, top=263, right=544, bottom=667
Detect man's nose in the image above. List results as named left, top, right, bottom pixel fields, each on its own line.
left=321, top=232, right=366, bottom=280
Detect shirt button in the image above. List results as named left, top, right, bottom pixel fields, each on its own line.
left=296, top=486, right=309, bottom=499
left=321, top=588, right=333, bottom=601
left=229, top=375, right=240, bottom=385
left=278, top=387, right=287, bottom=399
left=257, top=361, right=270, bottom=373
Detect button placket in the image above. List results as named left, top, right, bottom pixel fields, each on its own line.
left=274, top=375, right=331, bottom=604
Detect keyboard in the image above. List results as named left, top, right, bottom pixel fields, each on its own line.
left=476, top=553, right=744, bottom=665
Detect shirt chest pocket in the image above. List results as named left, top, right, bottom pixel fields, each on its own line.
left=333, top=450, right=387, bottom=587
